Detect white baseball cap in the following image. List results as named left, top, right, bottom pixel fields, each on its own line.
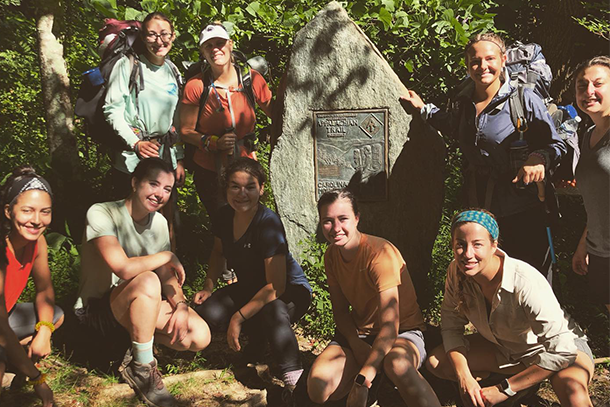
left=198, top=24, right=230, bottom=46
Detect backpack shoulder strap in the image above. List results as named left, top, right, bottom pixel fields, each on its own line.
left=126, top=54, right=143, bottom=118
left=240, top=64, right=256, bottom=110
left=508, top=85, right=528, bottom=140
left=194, top=66, right=212, bottom=134
left=165, top=59, right=184, bottom=94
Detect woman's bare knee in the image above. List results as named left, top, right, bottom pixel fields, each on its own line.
left=384, top=348, right=418, bottom=381
left=130, top=271, right=162, bottom=298
left=186, top=315, right=211, bottom=351
left=425, top=344, right=452, bottom=380
left=554, top=376, right=592, bottom=407
left=307, top=370, right=333, bottom=404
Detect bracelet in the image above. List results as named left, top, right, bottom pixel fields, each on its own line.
left=29, top=372, right=47, bottom=386
left=528, top=151, right=546, bottom=166
left=207, top=136, right=219, bottom=152
left=200, top=134, right=209, bottom=149
left=175, top=300, right=188, bottom=310
left=238, top=309, right=247, bottom=321
left=35, top=321, right=55, bottom=334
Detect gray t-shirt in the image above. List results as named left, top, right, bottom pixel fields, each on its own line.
left=575, top=126, right=610, bottom=257
left=74, top=200, right=170, bottom=308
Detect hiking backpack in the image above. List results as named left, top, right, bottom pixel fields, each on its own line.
left=505, top=41, right=553, bottom=105
left=181, top=50, right=269, bottom=170
left=75, top=19, right=183, bottom=151
left=505, top=41, right=581, bottom=183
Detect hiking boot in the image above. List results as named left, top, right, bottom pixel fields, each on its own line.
left=120, top=358, right=176, bottom=407
left=120, top=347, right=133, bottom=371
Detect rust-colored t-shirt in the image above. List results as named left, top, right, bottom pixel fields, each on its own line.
left=324, top=234, right=425, bottom=335
left=181, top=69, right=272, bottom=172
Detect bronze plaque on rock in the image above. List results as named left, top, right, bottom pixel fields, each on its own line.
left=314, top=109, right=388, bottom=200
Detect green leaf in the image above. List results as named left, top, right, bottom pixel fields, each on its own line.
left=45, top=232, right=67, bottom=251
left=140, top=0, right=157, bottom=13
left=124, top=7, right=141, bottom=21
left=404, top=59, right=414, bottom=73
left=381, top=0, right=395, bottom=12
left=350, top=1, right=368, bottom=17
left=90, top=0, right=118, bottom=18
left=245, top=1, right=260, bottom=17
left=378, top=7, right=393, bottom=30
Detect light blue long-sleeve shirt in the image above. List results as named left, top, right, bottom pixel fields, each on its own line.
left=103, top=54, right=183, bottom=173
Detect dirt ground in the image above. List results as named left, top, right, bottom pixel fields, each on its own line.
left=2, top=331, right=609, bottom=407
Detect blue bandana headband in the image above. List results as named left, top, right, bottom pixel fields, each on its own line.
left=453, top=210, right=499, bottom=241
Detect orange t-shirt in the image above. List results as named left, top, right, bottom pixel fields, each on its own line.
left=5, top=242, right=38, bottom=312
left=324, top=234, right=425, bottom=335
left=181, top=69, right=272, bottom=172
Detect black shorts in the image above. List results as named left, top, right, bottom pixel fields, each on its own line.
left=74, top=289, right=129, bottom=341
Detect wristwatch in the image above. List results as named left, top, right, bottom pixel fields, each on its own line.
left=499, top=378, right=517, bottom=397
left=354, top=373, right=372, bottom=389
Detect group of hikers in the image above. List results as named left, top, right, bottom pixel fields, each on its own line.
left=0, top=10, right=608, bottom=407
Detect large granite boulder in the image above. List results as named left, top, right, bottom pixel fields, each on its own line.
left=270, top=1, right=446, bottom=298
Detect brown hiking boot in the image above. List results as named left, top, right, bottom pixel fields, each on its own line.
left=120, top=358, right=176, bottom=407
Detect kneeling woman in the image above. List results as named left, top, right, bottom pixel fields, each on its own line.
left=193, top=158, right=311, bottom=395
left=427, top=209, right=593, bottom=407
left=308, top=189, right=440, bottom=407
left=74, top=158, right=210, bottom=407
left=0, top=166, right=64, bottom=406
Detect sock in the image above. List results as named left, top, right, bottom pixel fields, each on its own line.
left=282, top=369, right=303, bottom=387
left=132, top=338, right=154, bottom=365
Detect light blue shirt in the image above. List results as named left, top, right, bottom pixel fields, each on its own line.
left=103, top=54, right=183, bottom=173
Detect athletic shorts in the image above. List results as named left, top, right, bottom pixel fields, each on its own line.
left=74, top=289, right=128, bottom=340
left=574, top=337, right=594, bottom=365
left=7, top=302, right=64, bottom=340
left=328, top=328, right=427, bottom=369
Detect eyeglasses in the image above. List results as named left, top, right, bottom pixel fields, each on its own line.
left=145, top=32, right=173, bottom=43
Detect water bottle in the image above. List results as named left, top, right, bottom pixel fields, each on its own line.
left=509, top=139, right=529, bottom=189
left=557, top=116, right=581, bottom=141
left=556, top=104, right=581, bottom=141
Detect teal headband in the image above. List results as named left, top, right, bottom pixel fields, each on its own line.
left=453, top=210, right=499, bottom=241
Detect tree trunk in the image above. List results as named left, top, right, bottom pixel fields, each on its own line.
left=36, top=1, right=80, bottom=234
left=37, top=5, right=79, bottom=174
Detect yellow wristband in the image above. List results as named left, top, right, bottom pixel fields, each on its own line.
left=29, top=372, right=47, bottom=386
left=35, top=321, right=55, bottom=334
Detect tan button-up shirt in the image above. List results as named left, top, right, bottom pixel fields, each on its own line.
left=441, top=249, right=584, bottom=372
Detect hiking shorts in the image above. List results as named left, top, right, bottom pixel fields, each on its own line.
left=75, top=289, right=128, bottom=340
left=8, top=302, right=64, bottom=340
left=329, top=328, right=427, bottom=369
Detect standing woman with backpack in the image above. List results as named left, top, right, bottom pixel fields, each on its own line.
left=103, top=12, right=185, bottom=198
left=400, top=33, right=566, bottom=282
left=0, top=166, right=64, bottom=406
left=571, top=56, right=610, bottom=313
left=180, top=23, right=272, bottom=221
